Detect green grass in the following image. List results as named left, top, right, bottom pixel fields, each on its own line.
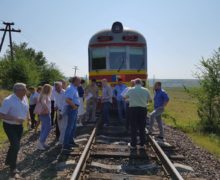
left=162, top=87, right=220, bottom=159
left=189, top=133, right=220, bottom=157
left=0, top=121, right=7, bottom=146
left=0, top=90, right=11, bottom=146
left=0, top=90, right=11, bottom=104
left=163, top=87, right=199, bottom=132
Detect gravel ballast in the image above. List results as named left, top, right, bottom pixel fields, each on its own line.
left=0, top=125, right=219, bottom=179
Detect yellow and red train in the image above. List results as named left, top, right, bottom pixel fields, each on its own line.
left=88, top=22, right=147, bottom=87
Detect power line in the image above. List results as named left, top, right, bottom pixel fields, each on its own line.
left=72, top=66, right=79, bottom=76
left=0, top=21, right=21, bottom=60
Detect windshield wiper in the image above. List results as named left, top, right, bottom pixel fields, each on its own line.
left=137, top=59, right=145, bottom=72
left=117, top=56, right=125, bottom=72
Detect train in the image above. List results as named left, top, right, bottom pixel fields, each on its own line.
left=88, top=21, right=147, bottom=87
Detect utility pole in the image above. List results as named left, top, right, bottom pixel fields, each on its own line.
left=0, top=22, right=21, bottom=60
left=153, top=74, right=156, bottom=87
left=72, top=66, right=79, bottom=76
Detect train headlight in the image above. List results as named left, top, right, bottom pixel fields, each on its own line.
left=111, top=22, right=123, bottom=33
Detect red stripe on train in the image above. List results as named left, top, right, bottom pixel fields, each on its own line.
left=89, top=74, right=147, bottom=82
left=89, top=43, right=146, bottom=47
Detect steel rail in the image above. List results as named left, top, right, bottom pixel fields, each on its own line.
left=148, top=135, right=184, bottom=180
left=71, top=122, right=183, bottom=180
left=71, top=123, right=98, bottom=180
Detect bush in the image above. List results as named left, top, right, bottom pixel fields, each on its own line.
left=0, top=42, right=64, bottom=89
left=39, top=63, right=64, bottom=85
left=0, top=58, right=39, bottom=89
left=189, top=48, right=220, bottom=134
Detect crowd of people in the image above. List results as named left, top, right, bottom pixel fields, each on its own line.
left=0, top=77, right=169, bottom=178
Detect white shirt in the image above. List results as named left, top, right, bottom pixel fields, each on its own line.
left=29, top=92, right=38, bottom=105
left=51, top=86, right=56, bottom=101
left=0, top=94, right=29, bottom=125
left=54, top=89, right=65, bottom=114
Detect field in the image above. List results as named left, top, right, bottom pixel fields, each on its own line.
left=163, top=87, right=199, bottom=132
left=163, top=87, right=220, bottom=159
left=0, top=90, right=11, bottom=145
left=0, top=88, right=220, bottom=158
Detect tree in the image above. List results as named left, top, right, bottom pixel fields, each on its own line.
left=39, top=63, right=64, bottom=85
left=0, top=42, right=64, bottom=89
left=0, top=58, right=39, bottom=88
left=191, top=48, right=220, bottom=134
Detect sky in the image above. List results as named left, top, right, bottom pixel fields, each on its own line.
left=0, top=0, right=220, bottom=79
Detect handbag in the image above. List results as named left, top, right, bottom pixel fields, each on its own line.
left=34, top=100, right=49, bottom=115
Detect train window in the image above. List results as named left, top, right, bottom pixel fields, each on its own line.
left=109, top=47, right=126, bottom=70
left=91, top=48, right=106, bottom=70
left=129, top=48, right=145, bottom=70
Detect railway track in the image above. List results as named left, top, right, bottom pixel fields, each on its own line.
left=66, top=116, right=185, bottom=180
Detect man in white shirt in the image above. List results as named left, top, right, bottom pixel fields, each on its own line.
left=0, top=83, right=29, bottom=178
left=85, top=79, right=99, bottom=122
left=54, top=82, right=67, bottom=145
left=125, top=78, right=152, bottom=149
left=101, top=79, right=113, bottom=126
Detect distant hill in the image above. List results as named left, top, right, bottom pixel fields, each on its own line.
left=148, top=79, right=199, bottom=87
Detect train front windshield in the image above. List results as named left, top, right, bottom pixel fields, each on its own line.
left=90, top=46, right=146, bottom=71
left=129, top=47, right=145, bottom=70
left=91, top=48, right=107, bottom=70
left=109, top=47, right=126, bottom=70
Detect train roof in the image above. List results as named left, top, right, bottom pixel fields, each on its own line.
left=89, top=22, right=147, bottom=45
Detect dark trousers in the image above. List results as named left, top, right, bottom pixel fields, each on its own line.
left=102, top=102, right=111, bottom=125
left=29, top=104, right=36, bottom=128
left=117, top=100, right=126, bottom=121
left=130, top=107, right=147, bottom=146
left=125, top=103, right=130, bottom=130
left=3, top=122, right=23, bottom=171
left=51, top=100, right=55, bottom=126
left=55, top=112, right=60, bottom=140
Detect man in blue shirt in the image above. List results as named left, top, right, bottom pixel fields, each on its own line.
left=113, top=78, right=127, bottom=122
left=63, top=76, right=81, bottom=151
left=149, top=82, right=169, bottom=140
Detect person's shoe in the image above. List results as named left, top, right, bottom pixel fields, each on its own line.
left=128, top=143, right=137, bottom=150
left=43, top=144, right=49, bottom=148
left=55, top=141, right=62, bottom=146
left=9, top=173, right=22, bottom=179
left=78, top=123, right=83, bottom=127
left=139, top=145, right=145, bottom=150
left=156, top=136, right=164, bottom=140
left=69, top=142, right=79, bottom=148
left=10, top=169, right=20, bottom=174
left=146, top=130, right=152, bottom=135
left=37, top=142, right=45, bottom=150
left=62, top=147, right=74, bottom=153
left=5, top=161, right=9, bottom=166
left=9, top=169, right=22, bottom=179
left=103, top=124, right=109, bottom=127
